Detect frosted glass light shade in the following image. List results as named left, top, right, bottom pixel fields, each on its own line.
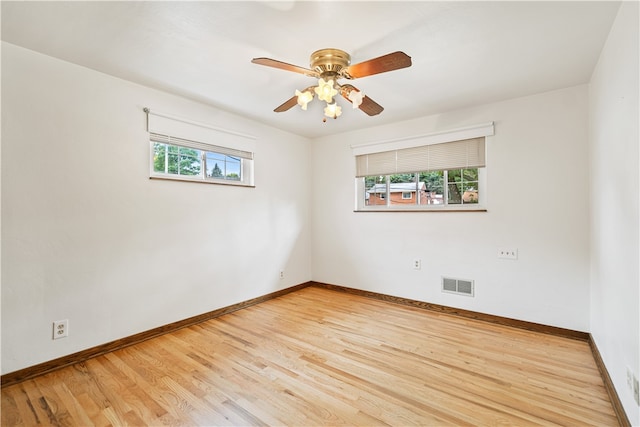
left=348, top=89, right=364, bottom=108
left=324, top=102, right=342, bottom=118
left=295, top=89, right=313, bottom=110
left=315, top=78, right=337, bottom=103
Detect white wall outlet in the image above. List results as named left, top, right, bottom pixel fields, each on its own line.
left=497, top=248, right=518, bottom=260
left=53, top=319, right=68, bottom=340
left=279, top=270, right=284, bottom=279
left=627, top=367, right=634, bottom=390
left=413, top=259, right=421, bottom=270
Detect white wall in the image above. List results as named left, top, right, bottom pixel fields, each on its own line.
left=1, top=42, right=312, bottom=374
left=311, top=84, right=591, bottom=332
left=589, top=2, right=640, bottom=424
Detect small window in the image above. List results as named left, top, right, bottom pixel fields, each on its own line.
left=150, top=134, right=254, bottom=187
left=402, top=192, right=412, bottom=200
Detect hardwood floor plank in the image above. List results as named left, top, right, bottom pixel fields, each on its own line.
left=15, top=380, right=54, bottom=426
left=1, top=286, right=620, bottom=426
left=90, top=355, right=164, bottom=424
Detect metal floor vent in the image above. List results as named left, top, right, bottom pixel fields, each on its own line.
left=442, top=277, right=474, bottom=297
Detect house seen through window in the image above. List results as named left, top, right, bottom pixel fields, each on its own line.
left=364, top=169, right=480, bottom=207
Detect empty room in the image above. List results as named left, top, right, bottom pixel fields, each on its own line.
left=1, top=1, right=638, bottom=426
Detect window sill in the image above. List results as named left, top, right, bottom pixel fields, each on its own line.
left=150, top=175, right=254, bottom=187
left=354, top=207, right=487, bottom=213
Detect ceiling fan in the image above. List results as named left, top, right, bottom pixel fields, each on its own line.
left=251, top=48, right=412, bottom=120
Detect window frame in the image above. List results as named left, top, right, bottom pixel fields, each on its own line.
left=352, top=123, right=492, bottom=212
left=355, top=167, right=486, bottom=212
left=145, top=108, right=256, bottom=188
left=149, top=136, right=254, bottom=187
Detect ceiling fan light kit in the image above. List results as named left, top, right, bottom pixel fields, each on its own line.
left=294, top=89, right=313, bottom=110
left=324, top=102, right=342, bottom=120
left=251, top=48, right=412, bottom=121
left=315, top=77, right=338, bottom=103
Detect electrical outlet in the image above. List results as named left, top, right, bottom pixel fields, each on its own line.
left=497, top=248, right=518, bottom=260
left=279, top=271, right=284, bottom=280
left=627, top=367, right=633, bottom=390
left=53, top=319, right=68, bottom=340
left=413, top=259, right=421, bottom=270
left=634, top=374, right=639, bottom=405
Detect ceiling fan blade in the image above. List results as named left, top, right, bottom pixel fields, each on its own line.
left=251, top=57, right=319, bottom=78
left=274, top=95, right=298, bottom=112
left=343, top=51, right=412, bottom=79
left=339, top=85, right=384, bottom=116
left=358, top=96, right=384, bottom=116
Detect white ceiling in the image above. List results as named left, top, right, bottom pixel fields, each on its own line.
left=1, top=1, right=620, bottom=139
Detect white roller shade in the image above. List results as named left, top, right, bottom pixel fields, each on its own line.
left=351, top=122, right=493, bottom=156
left=150, top=133, right=253, bottom=160
left=146, top=108, right=256, bottom=156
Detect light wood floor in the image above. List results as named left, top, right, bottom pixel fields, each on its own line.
left=2, top=286, right=619, bottom=426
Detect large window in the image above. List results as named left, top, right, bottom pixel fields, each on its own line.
left=353, top=126, right=491, bottom=211
left=362, top=169, right=480, bottom=208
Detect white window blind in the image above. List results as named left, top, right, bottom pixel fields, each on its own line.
left=355, top=137, right=486, bottom=177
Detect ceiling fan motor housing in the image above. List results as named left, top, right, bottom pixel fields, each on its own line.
left=310, top=48, right=351, bottom=77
